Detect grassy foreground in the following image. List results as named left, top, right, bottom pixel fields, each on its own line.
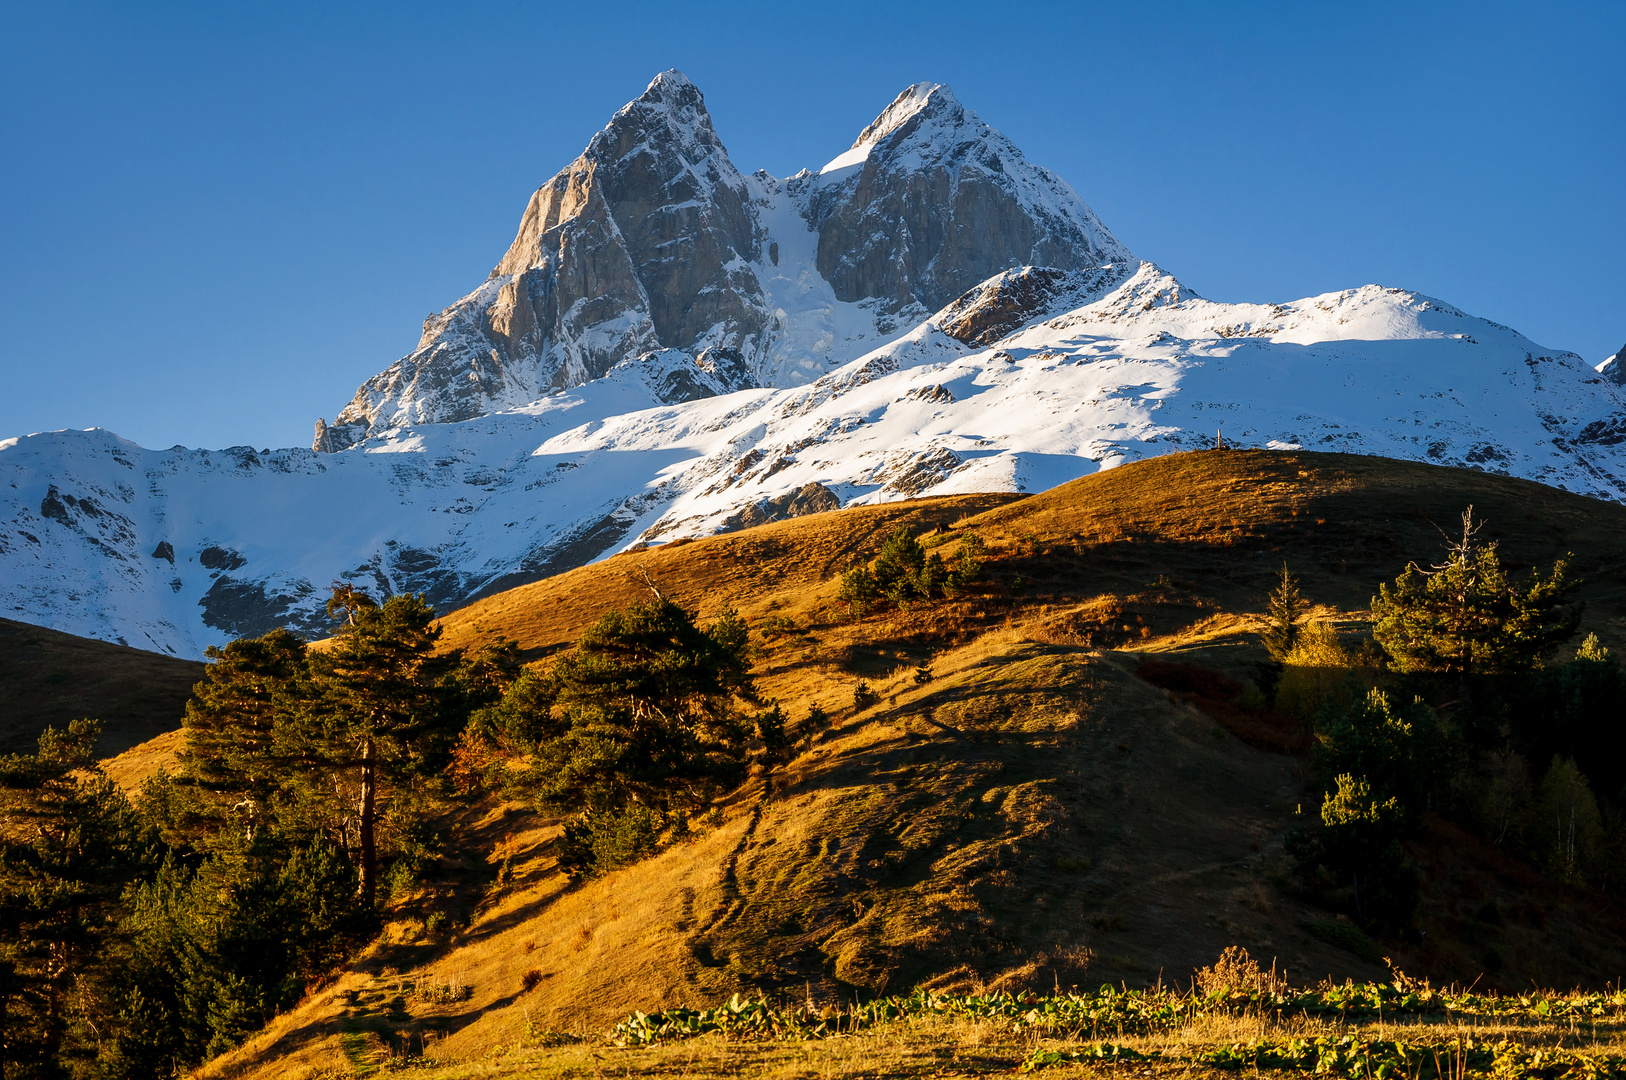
left=339, top=971, right=1626, bottom=1079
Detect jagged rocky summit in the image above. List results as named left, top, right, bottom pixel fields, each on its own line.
left=5, top=73, right=1626, bottom=658
left=316, top=72, right=1131, bottom=448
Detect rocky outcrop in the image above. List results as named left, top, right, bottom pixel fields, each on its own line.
left=719, top=482, right=841, bottom=532
left=936, top=265, right=1129, bottom=346
left=806, top=84, right=1131, bottom=315
left=312, top=417, right=355, bottom=453
left=315, top=74, right=1134, bottom=448
left=329, top=71, right=773, bottom=440
left=612, top=347, right=758, bottom=405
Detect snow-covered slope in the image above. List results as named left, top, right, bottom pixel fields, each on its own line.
left=6, top=262, right=1623, bottom=656
left=4, top=74, right=1624, bottom=657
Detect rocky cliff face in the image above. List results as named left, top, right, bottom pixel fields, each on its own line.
left=322, top=71, right=773, bottom=447
left=806, top=83, right=1130, bottom=316
left=316, top=73, right=1132, bottom=448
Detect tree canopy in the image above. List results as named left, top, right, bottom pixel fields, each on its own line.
left=1371, top=507, right=1580, bottom=680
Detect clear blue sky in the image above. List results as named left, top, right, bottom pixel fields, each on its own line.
left=2, top=1, right=1621, bottom=451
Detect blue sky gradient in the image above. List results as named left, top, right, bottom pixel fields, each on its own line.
left=2, top=1, right=1621, bottom=450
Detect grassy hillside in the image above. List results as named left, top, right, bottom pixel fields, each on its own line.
left=0, top=614, right=201, bottom=757
left=188, top=450, right=1626, bottom=1079
left=438, top=448, right=1626, bottom=648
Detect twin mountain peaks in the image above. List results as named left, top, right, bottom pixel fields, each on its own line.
left=316, top=70, right=1129, bottom=448
left=4, top=71, right=1625, bottom=657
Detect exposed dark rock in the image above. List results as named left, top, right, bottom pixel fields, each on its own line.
left=198, top=545, right=247, bottom=571
left=198, top=576, right=323, bottom=639
left=39, top=486, right=70, bottom=526
left=383, top=542, right=466, bottom=610
left=468, top=504, right=653, bottom=604
left=1598, top=344, right=1626, bottom=385
left=876, top=448, right=963, bottom=497
left=151, top=541, right=175, bottom=563
left=326, top=75, right=1130, bottom=439
left=621, top=347, right=758, bottom=406
left=334, top=70, right=772, bottom=435
left=312, top=418, right=359, bottom=453
left=936, top=266, right=1103, bottom=346
left=720, top=482, right=842, bottom=532
left=902, top=384, right=955, bottom=404
left=1575, top=416, right=1626, bottom=446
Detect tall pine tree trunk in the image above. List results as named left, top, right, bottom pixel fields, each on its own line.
left=358, top=736, right=377, bottom=908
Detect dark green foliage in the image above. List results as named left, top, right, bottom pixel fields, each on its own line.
left=293, top=592, right=455, bottom=905
left=1372, top=508, right=1581, bottom=680
left=545, top=600, right=751, bottom=734
left=852, top=682, right=879, bottom=711
left=107, top=834, right=369, bottom=1072
left=1314, top=688, right=1434, bottom=805
left=460, top=598, right=757, bottom=877
left=179, top=629, right=309, bottom=840
left=757, top=614, right=797, bottom=640
left=754, top=703, right=790, bottom=761
left=488, top=599, right=755, bottom=817
left=1262, top=565, right=1309, bottom=662
left=1289, top=774, right=1418, bottom=931
left=1527, top=635, right=1626, bottom=799
left=873, top=527, right=927, bottom=600
left=913, top=663, right=934, bottom=685
left=838, top=564, right=879, bottom=620
left=841, top=529, right=986, bottom=618
left=1533, top=756, right=1602, bottom=882
left=0, top=720, right=156, bottom=1079
left=0, top=583, right=512, bottom=1078
left=944, top=533, right=987, bottom=595
left=804, top=703, right=829, bottom=732
left=556, top=804, right=662, bottom=879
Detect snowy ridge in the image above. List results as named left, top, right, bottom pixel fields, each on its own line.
left=6, top=261, right=1625, bottom=657
left=1598, top=342, right=1626, bottom=386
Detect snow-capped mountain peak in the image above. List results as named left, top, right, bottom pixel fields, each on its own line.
left=5, top=74, right=1624, bottom=659
left=819, top=81, right=951, bottom=173
left=315, top=74, right=1131, bottom=449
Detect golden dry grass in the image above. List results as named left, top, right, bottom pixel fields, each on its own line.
left=101, top=726, right=186, bottom=791
left=201, top=634, right=1404, bottom=1080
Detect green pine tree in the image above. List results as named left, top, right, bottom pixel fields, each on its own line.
left=1371, top=506, right=1581, bottom=691
left=290, top=589, right=454, bottom=907
left=0, top=720, right=155, bottom=1078
left=1262, top=564, right=1309, bottom=662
